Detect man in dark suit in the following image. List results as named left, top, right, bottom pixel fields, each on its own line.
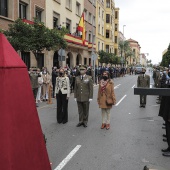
left=137, top=68, right=150, bottom=108
left=74, top=66, right=93, bottom=127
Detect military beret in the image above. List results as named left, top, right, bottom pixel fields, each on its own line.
left=79, top=66, right=87, bottom=70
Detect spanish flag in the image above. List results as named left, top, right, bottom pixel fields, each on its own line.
left=77, top=13, right=86, bottom=44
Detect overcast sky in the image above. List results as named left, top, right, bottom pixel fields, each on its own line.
left=114, top=0, right=170, bottom=64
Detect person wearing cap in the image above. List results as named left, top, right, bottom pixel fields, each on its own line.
left=137, top=68, right=150, bottom=108
left=74, top=66, right=93, bottom=127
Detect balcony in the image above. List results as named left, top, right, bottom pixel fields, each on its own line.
left=22, top=19, right=96, bottom=50
left=64, top=34, right=96, bottom=50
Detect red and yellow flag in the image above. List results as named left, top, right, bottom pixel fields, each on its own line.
left=77, top=13, right=86, bottom=43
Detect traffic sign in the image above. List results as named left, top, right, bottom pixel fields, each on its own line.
left=91, top=52, right=97, bottom=61
left=58, top=48, right=66, bottom=61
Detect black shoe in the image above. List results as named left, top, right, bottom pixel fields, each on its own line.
left=83, top=123, right=87, bottom=128
left=58, top=121, right=62, bottom=124
left=162, top=152, right=170, bottom=157
left=76, top=122, right=83, bottom=127
left=63, top=121, right=68, bottom=124
left=162, top=148, right=170, bottom=152
left=163, top=134, right=167, bottom=138
left=162, top=126, right=166, bottom=129
left=163, top=139, right=167, bottom=142
left=163, top=123, right=166, bottom=126
left=156, top=101, right=161, bottom=104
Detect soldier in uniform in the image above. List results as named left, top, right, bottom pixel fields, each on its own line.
left=74, top=66, right=93, bottom=127
left=137, top=68, right=150, bottom=108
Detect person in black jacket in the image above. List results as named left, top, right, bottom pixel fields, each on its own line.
left=52, top=67, right=58, bottom=98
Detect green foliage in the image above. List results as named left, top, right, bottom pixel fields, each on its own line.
left=98, top=50, right=120, bottom=64
left=118, top=39, right=134, bottom=64
left=161, top=44, right=170, bottom=67
left=4, top=18, right=68, bottom=58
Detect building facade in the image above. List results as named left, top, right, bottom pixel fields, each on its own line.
left=0, top=0, right=46, bottom=69
left=127, top=38, right=141, bottom=65
left=96, top=0, right=119, bottom=65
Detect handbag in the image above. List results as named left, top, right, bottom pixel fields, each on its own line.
left=105, top=90, right=116, bottom=105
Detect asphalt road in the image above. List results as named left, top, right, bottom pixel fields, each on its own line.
left=37, top=71, right=170, bottom=170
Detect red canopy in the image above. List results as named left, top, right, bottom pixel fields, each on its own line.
left=0, top=33, right=51, bottom=170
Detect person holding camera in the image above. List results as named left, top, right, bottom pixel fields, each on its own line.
left=42, top=68, right=51, bottom=101
left=29, top=68, right=41, bottom=107
left=97, top=71, right=116, bottom=130
left=55, top=68, right=70, bottom=124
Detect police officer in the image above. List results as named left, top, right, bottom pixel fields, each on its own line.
left=137, top=68, right=150, bottom=108
left=74, top=66, right=93, bottom=127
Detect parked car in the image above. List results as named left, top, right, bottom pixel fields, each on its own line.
left=135, top=67, right=143, bottom=74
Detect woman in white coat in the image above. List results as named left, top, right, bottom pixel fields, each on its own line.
left=55, top=68, right=70, bottom=124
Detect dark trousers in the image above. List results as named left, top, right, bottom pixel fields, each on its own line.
left=56, top=91, right=68, bottom=123
left=166, top=121, right=170, bottom=148
left=52, top=82, right=56, bottom=98
left=33, top=88, right=38, bottom=100
left=77, top=101, right=90, bottom=124
left=140, top=95, right=146, bottom=105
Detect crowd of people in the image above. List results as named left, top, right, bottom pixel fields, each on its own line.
left=29, top=64, right=118, bottom=129
left=152, top=67, right=170, bottom=157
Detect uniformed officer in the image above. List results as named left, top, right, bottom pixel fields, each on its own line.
left=74, top=66, right=93, bottom=127
left=137, top=68, right=150, bottom=108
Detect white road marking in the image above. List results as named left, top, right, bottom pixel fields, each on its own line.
left=132, top=85, right=135, bottom=88
left=114, top=84, right=121, bottom=89
left=54, top=145, right=81, bottom=170
left=129, top=113, right=131, bottom=114
left=147, top=120, right=154, bottom=122
left=115, top=95, right=127, bottom=106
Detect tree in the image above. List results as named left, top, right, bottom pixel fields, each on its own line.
left=98, top=50, right=120, bottom=65
left=3, top=18, right=68, bottom=60
left=161, top=44, right=170, bottom=67
left=118, top=39, right=133, bottom=65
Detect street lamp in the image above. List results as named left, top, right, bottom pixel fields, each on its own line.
left=122, top=25, right=126, bottom=67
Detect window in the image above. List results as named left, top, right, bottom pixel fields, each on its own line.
left=115, top=36, right=117, bottom=43
left=84, top=9, right=88, bottom=21
left=98, top=24, right=100, bottom=34
left=99, top=7, right=100, bottom=16
left=106, top=14, right=110, bottom=23
left=21, top=52, right=30, bottom=69
left=106, top=45, right=109, bottom=53
left=93, top=16, right=95, bottom=26
left=53, top=12, right=60, bottom=29
left=98, top=41, right=100, bottom=51
left=115, top=24, right=117, bottom=31
left=88, top=12, right=91, bottom=24
left=106, top=30, right=109, bottom=38
left=35, top=8, right=42, bottom=21
left=115, top=11, right=118, bottom=19
left=106, top=0, right=110, bottom=8
left=66, top=18, right=71, bottom=33
left=93, top=35, right=95, bottom=44
left=102, top=11, right=104, bottom=19
left=19, top=2, right=27, bottom=19
left=114, top=49, right=117, bottom=55
left=76, top=1, right=80, bottom=16
left=102, top=27, right=103, bottom=35
left=66, top=0, right=72, bottom=10
left=88, top=33, right=91, bottom=43
left=0, top=0, right=8, bottom=17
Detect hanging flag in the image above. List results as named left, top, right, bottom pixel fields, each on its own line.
left=77, top=13, right=86, bottom=44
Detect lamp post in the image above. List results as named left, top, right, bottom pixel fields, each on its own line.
left=122, top=25, right=126, bottom=67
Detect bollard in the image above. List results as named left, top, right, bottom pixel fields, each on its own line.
left=47, top=85, right=53, bottom=104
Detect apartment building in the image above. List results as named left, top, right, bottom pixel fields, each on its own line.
left=127, top=38, right=141, bottom=65
left=96, top=0, right=105, bottom=52
left=46, top=0, right=97, bottom=69
left=0, top=0, right=46, bottom=68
